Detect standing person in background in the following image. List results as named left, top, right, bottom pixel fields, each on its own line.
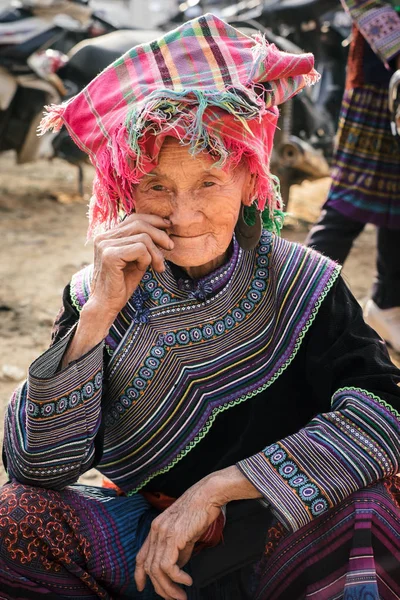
left=306, top=0, right=400, bottom=352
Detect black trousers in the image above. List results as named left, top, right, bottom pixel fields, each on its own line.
left=305, top=206, right=400, bottom=309
left=187, top=499, right=273, bottom=599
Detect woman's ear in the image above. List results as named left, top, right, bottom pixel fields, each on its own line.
left=241, top=172, right=257, bottom=207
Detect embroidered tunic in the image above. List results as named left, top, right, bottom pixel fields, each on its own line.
left=3, top=233, right=400, bottom=535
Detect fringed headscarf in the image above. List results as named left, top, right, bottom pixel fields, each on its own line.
left=39, top=13, right=319, bottom=236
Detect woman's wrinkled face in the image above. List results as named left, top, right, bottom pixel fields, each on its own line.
left=135, top=137, right=254, bottom=273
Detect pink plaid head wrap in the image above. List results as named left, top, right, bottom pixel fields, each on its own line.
left=40, top=13, right=319, bottom=235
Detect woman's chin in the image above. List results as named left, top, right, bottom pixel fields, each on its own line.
left=163, top=233, right=232, bottom=274
left=165, top=248, right=213, bottom=269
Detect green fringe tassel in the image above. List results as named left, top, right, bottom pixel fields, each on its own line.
left=243, top=171, right=285, bottom=236
left=243, top=204, right=286, bottom=236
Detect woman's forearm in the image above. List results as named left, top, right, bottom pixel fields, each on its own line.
left=205, top=465, right=262, bottom=506
left=61, top=300, right=115, bottom=368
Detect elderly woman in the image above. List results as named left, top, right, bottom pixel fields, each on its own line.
left=0, top=13, right=399, bottom=600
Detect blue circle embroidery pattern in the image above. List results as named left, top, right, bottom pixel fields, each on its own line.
left=152, top=288, right=162, bottom=300
left=257, top=255, right=269, bottom=267
left=120, top=395, right=132, bottom=408
left=299, top=483, right=319, bottom=501
left=144, top=280, right=157, bottom=293
left=225, top=315, right=235, bottom=329
left=69, top=391, right=81, bottom=408
left=164, top=332, right=176, bottom=346
left=177, top=330, right=190, bottom=345
left=139, top=367, right=153, bottom=380
left=265, top=443, right=328, bottom=518
left=145, top=357, right=160, bottom=369
left=248, top=290, right=262, bottom=303
left=41, top=404, right=55, bottom=417
left=252, top=279, right=266, bottom=292
left=190, top=328, right=202, bottom=342
left=264, top=443, right=279, bottom=456
left=202, top=324, right=214, bottom=339
left=56, top=398, right=68, bottom=414
left=289, top=474, right=307, bottom=488
left=83, top=382, right=94, bottom=398
left=126, top=387, right=139, bottom=400
left=215, top=320, right=226, bottom=334
left=270, top=450, right=287, bottom=465
left=232, top=308, right=245, bottom=322
left=133, top=378, right=146, bottom=390
left=240, top=299, right=254, bottom=313
left=27, top=401, right=39, bottom=417
left=279, top=461, right=298, bottom=479
left=28, top=374, right=101, bottom=420
left=311, top=498, right=329, bottom=516
left=151, top=346, right=165, bottom=358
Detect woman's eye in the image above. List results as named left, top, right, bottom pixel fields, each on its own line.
left=151, top=184, right=166, bottom=192
left=203, top=181, right=216, bottom=188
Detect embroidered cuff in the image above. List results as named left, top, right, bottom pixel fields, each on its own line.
left=5, top=329, right=105, bottom=488
left=237, top=452, right=324, bottom=532
left=28, top=325, right=104, bottom=404
left=238, top=388, right=400, bottom=533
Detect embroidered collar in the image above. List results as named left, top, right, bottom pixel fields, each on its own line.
left=139, top=235, right=242, bottom=310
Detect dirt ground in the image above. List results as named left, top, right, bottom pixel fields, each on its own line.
left=0, top=151, right=399, bottom=487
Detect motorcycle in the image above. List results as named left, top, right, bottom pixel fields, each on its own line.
left=0, top=0, right=159, bottom=191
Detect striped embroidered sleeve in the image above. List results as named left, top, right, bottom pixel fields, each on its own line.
left=237, top=277, right=400, bottom=533
left=3, top=317, right=104, bottom=490
left=238, top=388, right=399, bottom=532
left=341, top=0, right=400, bottom=66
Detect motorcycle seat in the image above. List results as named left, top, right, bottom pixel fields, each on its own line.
left=0, top=23, right=61, bottom=63
left=65, top=29, right=160, bottom=84
left=262, top=0, right=334, bottom=25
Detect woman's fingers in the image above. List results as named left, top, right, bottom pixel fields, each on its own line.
left=177, top=542, right=195, bottom=568
left=103, top=214, right=174, bottom=251
left=135, top=525, right=191, bottom=600
left=153, top=535, right=193, bottom=588
left=101, top=242, right=153, bottom=274
left=99, top=234, right=166, bottom=273
left=134, top=544, right=148, bottom=592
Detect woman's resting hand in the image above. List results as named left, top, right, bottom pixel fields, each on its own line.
left=61, top=214, right=173, bottom=367
left=134, top=465, right=261, bottom=600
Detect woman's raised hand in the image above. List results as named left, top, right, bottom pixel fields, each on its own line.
left=89, top=214, right=173, bottom=324
left=60, top=214, right=173, bottom=368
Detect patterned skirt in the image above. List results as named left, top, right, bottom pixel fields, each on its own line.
left=0, top=478, right=399, bottom=599
left=325, top=85, right=400, bottom=229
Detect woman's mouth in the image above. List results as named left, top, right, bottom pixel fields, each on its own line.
left=170, top=233, right=207, bottom=239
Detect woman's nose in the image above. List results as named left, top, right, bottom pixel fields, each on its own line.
left=168, top=195, right=203, bottom=228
